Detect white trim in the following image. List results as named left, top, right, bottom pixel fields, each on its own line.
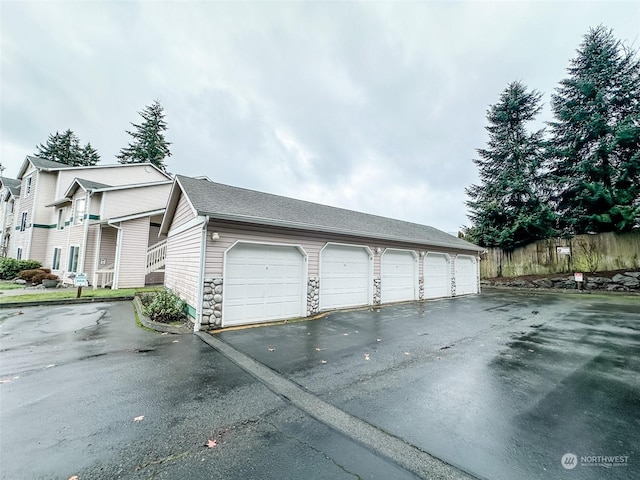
left=319, top=242, right=374, bottom=310
left=380, top=248, right=419, bottom=303
left=204, top=211, right=483, bottom=253
left=195, top=215, right=209, bottom=332
left=454, top=254, right=479, bottom=296
left=92, top=226, right=103, bottom=289
left=26, top=172, right=40, bottom=258
left=51, top=246, right=62, bottom=271
left=160, top=177, right=202, bottom=235
left=109, top=222, right=123, bottom=289
left=423, top=251, right=452, bottom=299
left=221, top=240, right=308, bottom=328
left=106, top=208, right=166, bottom=225
left=167, top=215, right=207, bottom=238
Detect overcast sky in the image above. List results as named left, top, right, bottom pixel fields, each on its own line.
left=1, top=1, right=638, bottom=234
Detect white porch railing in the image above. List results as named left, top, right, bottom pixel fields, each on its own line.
left=93, top=264, right=115, bottom=289
left=146, top=239, right=167, bottom=274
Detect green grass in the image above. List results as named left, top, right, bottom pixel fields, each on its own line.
left=0, top=282, right=25, bottom=290
left=0, top=286, right=163, bottom=304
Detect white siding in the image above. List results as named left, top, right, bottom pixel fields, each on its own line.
left=165, top=223, right=203, bottom=317
left=117, top=217, right=150, bottom=288
left=101, top=183, right=171, bottom=219
left=172, top=194, right=196, bottom=229
left=54, top=164, right=168, bottom=198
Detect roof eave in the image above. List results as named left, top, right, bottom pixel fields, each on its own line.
left=201, top=211, right=483, bottom=252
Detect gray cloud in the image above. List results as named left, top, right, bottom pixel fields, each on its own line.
left=2, top=1, right=638, bottom=234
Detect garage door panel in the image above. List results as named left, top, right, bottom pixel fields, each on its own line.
left=455, top=255, right=478, bottom=295
left=320, top=245, right=371, bottom=310
left=223, top=244, right=305, bottom=326
left=381, top=250, right=416, bottom=303
left=424, top=253, right=450, bottom=298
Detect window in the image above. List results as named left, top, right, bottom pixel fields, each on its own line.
left=24, top=176, right=32, bottom=197
left=57, top=208, right=66, bottom=230
left=52, top=248, right=61, bottom=270
left=16, top=247, right=22, bottom=260
left=9, top=200, right=14, bottom=214
left=68, top=246, right=79, bottom=273
left=19, top=212, right=27, bottom=232
left=74, top=198, right=86, bottom=225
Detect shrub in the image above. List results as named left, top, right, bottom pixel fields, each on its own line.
left=18, top=269, right=47, bottom=283
left=137, top=292, right=156, bottom=308
left=32, top=272, right=59, bottom=284
left=142, top=290, right=186, bottom=324
left=0, top=258, right=41, bottom=280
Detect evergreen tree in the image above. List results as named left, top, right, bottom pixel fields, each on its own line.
left=80, top=142, right=101, bottom=166
left=117, top=100, right=171, bottom=171
left=466, top=81, right=556, bottom=249
left=35, top=129, right=100, bottom=166
left=549, top=25, right=640, bottom=234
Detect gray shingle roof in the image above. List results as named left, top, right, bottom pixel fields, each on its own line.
left=1, top=177, right=21, bottom=197
left=176, top=175, right=481, bottom=252
left=75, top=178, right=112, bottom=191
left=25, top=155, right=72, bottom=170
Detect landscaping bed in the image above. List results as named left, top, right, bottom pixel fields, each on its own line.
left=482, top=269, right=640, bottom=292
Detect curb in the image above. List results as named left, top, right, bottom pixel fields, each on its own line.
left=0, top=295, right=134, bottom=309
left=132, top=296, right=192, bottom=334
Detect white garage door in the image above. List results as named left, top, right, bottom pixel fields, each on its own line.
left=424, top=253, right=451, bottom=299
left=320, top=244, right=371, bottom=310
left=223, top=243, right=305, bottom=326
left=381, top=249, right=417, bottom=303
left=455, top=255, right=478, bottom=295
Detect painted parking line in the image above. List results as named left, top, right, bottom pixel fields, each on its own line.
left=196, top=331, right=479, bottom=480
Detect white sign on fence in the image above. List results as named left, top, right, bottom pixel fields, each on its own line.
left=74, top=273, right=88, bottom=287
left=557, top=246, right=571, bottom=256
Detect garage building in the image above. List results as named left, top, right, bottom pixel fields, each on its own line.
left=160, top=175, right=483, bottom=330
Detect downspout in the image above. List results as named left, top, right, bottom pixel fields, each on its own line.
left=26, top=171, right=41, bottom=259
left=92, top=225, right=102, bottom=290
left=0, top=193, right=8, bottom=255
left=195, top=215, right=209, bottom=332
left=78, top=191, right=92, bottom=275
left=108, top=220, right=123, bottom=290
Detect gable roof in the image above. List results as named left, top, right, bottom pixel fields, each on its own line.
left=17, top=155, right=172, bottom=180
left=0, top=177, right=21, bottom=197
left=17, top=156, right=71, bottom=179
left=163, top=175, right=482, bottom=252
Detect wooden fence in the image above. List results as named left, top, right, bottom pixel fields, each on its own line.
left=480, top=231, right=640, bottom=278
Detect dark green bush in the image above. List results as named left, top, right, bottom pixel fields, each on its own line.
left=142, top=290, right=186, bottom=324
left=0, top=258, right=41, bottom=280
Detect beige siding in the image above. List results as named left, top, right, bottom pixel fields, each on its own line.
left=83, top=225, right=100, bottom=280
left=165, top=223, right=202, bottom=315
left=172, top=194, right=196, bottom=229
left=204, top=220, right=474, bottom=280
left=117, top=217, right=150, bottom=288
left=97, top=226, right=117, bottom=267
left=101, top=183, right=171, bottom=219
left=54, top=164, right=168, bottom=198
left=32, top=172, right=57, bottom=226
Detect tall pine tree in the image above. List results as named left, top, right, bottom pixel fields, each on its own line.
left=466, top=81, right=555, bottom=249
left=549, top=25, right=640, bottom=234
left=35, top=129, right=100, bottom=166
left=117, top=100, right=171, bottom=172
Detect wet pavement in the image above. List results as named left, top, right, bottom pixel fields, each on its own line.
left=219, top=290, right=640, bottom=480
left=0, top=302, right=420, bottom=480
left=1, top=291, right=638, bottom=479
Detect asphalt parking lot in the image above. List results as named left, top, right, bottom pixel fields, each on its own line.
left=1, top=290, right=638, bottom=479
